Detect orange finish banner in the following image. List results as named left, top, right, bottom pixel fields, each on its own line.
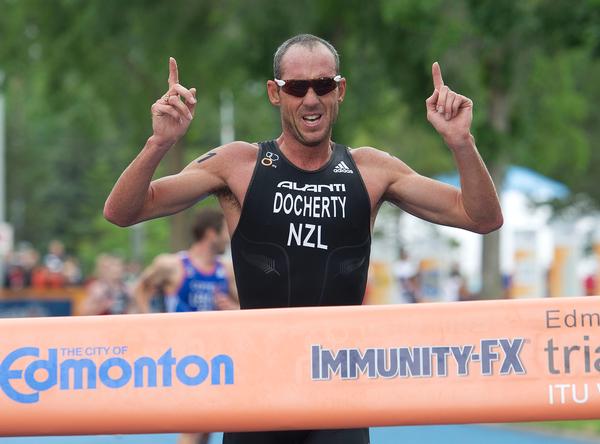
left=1, top=297, right=599, bottom=436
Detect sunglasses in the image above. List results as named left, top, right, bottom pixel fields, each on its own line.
left=274, top=75, right=342, bottom=97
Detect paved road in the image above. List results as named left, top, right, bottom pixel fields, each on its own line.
left=0, top=425, right=596, bottom=444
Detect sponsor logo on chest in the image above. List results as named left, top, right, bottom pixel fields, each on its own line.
left=272, top=181, right=349, bottom=251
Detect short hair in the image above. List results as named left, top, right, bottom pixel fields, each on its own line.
left=192, top=208, right=225, bottom=242
left=273, top=34, right=340, bottom=79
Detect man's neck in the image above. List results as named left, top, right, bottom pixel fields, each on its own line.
left=276, top=134, right=333, bottom=170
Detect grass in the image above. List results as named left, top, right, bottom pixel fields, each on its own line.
left=525, top=420, right=600, bottom=436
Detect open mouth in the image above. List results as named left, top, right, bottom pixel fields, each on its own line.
left=302, top=114, right=323, bottom=127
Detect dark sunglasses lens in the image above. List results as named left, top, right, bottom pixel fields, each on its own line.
left=313, top=78, right=337, bottom=95
left=283, top=80, right=310, bottom=97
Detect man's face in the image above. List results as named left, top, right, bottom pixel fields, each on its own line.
left=267, top=44, right=346, bottom=147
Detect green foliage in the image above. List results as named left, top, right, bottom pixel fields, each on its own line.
left=76, top=214, right=170, bottom=273
left=528, top=419, right=600, bottom=436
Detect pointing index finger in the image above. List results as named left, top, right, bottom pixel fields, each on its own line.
left=168, top=57, right=179, bottom=87
left=432, top=61, right=444, bottom=91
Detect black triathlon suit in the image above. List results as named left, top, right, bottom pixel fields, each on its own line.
left=225, top=140, right=371, bottom=444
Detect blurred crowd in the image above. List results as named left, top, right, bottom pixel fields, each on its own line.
left=379, top=245, right=599, bottom=305
left=2, top=237, right=598, bottom=318
left=2, top=239, right=142, bottom=315
left=3, top=240, right=83, bottom=290
left=387, top=247, right=473, bottom=304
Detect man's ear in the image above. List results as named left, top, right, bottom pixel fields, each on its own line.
left=337, top=77, right=346, bottom=103
left=267, top=80, right=281, bottom=106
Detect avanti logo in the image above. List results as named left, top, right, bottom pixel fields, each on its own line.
left=0, top=347, right=234, bottom=404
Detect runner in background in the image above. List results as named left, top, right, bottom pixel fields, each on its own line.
left=133, top=208, right=238, bottom=315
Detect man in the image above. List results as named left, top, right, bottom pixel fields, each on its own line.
left=81, top=254, right=132, bottom=315
left=105, top=34, right=502, bottom=444
left=134, top=208, right=238, bottom=314
left=134, top=208, right=238, bottom=444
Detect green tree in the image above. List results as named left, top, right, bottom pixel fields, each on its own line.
left=366, top=0, right=596, bottom=298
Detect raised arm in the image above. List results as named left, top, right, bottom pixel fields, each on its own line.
left=103, top=58, right=225, bottom=227
left=380, top=62, right=503, bottom=234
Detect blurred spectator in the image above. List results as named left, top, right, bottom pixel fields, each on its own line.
left=31, top=240, right=71, bottom=288
left=81, top=254, right=133, bottom=315
left=392, top=247, right=420, bottom=303
left=43, top=240, right=66, bottom=273
left=133, top=254, right=175, bottom=313
left=441, top=263, right=471, bottom=302
left=584, top=274, right=597, bottom=296
left=5, top=254, right=25, bottom=289
left=31, top=266, right=65, bottom=288
left=63, top=256, right=83, bottom=286
left=21, top=247, right=41, bottom=285
left=123, top=260, right=142, bottom=292
left=502, top=273, right=513, bottom=299
left=4, top=244, right=41, bottom=289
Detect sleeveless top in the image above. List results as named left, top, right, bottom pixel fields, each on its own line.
left=174, top=252, right=229, bottom=312
left=231, top=140, right=371, bottom=309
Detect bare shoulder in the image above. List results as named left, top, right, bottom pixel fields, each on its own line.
left=350, top=146, right=412, bottom=175
left=348, top=146, right=417, bottom=212
left=188, top=141, right=258, bottom=168
left=151, top=253, right=180, bottom=269
left=216, top=141, right=259, bottom=160
left=182, top=141, right=259, bottom=189
left=351, top=146, right=383, bottom=165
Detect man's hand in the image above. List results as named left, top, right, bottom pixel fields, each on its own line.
left=425, top=62, right=473, bottom=148
left=150, top=57, right=197, bottom=147
left=215, top=292, right=240, bottom=310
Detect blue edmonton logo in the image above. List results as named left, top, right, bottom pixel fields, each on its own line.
left=0, top=347, right=234, bottom=404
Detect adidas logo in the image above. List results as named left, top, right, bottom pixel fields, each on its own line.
left=333, top=161, right=353, bottom=174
